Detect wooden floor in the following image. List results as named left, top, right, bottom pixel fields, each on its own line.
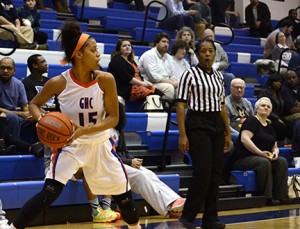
left=27, top=204, right=300, bottom=229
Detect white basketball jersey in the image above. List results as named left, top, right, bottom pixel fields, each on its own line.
left=58, top=69, right=109, bottom=139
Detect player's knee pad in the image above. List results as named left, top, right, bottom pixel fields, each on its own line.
left=40, top=179, right=64, bottom=205
left=113, top=190, right=139, bottom=225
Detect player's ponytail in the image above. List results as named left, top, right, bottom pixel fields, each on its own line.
left=58, top=20, right=82, bottom=63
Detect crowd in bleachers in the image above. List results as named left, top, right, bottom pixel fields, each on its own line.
left=1, top=0, right=300, bottom=228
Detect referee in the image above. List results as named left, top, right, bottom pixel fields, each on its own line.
left=177, top=39, right=231, bottom=229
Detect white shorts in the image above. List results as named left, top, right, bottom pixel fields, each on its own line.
left=46, top=131, right=130, bottom=195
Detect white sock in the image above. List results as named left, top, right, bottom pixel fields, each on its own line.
left=89, top=198, right=99, bottom=216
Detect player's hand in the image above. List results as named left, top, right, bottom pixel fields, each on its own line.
left=131, top=158, right=143, bottom=169
left=65, top=122, right=81, bottom=145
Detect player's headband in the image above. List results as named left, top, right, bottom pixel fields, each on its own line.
left=60, top=33, right=90, bottom=66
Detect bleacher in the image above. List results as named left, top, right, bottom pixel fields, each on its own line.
left=0, top=0, right=297, bottom=226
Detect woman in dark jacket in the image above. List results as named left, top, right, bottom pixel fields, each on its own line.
left=258, top=73, right=288, bottom=141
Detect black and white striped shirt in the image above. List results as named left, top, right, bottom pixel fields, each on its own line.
left=177, top=65, right=225, bottom=112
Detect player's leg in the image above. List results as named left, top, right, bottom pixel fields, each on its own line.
left=11, top=179, right=64, bottom=229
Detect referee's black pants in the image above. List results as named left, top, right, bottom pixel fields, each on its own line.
left=182, top=111, right=225, bottom=224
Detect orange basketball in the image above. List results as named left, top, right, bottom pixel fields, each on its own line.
left=37, top=112, right=73, bottom=148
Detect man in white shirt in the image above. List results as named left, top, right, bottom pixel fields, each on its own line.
left=138, top=33, right=178, bottom=101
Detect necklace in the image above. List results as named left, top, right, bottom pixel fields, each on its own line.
left=254, top=115, right=267, bottom=126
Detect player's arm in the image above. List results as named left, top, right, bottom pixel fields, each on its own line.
left=29, top=75, right=66, bottom=121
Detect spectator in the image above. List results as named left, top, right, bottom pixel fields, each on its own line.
left=22, top=54, right=49, bottom=103
left=203, top=28, right=236, bottom=95
left=157, top=0, right=198, bottom=36
left=277, top=9, right=300, bottom=40
left=0, top=198, right=9, bottom=229
left=258, top=73, right=288, bottom=142
left=264, top=19, right=295, bottom=59
left=271, top=31, right=294, bottom=73
left=0, top=0, right=35, bottom=48
left=245, top=0, right=272, bottom=38
left=232, top=97, right=290, bottom=206
left=0, top=112, right=16, bottom=155
left=0, top=57, right=44, bottom=157
left=281, top=70, right=300, bottom=122
left=225, top=78, right=254, bottom=142
left=51, top=0, right=71, bottom=13
left=177, top=39, right=231, bottom=229
left=138, top=33, right=178, bottom=102
left=17, top=0, right=49, bottom=50
left=209, top=0, right=227, bottom=25
left=280, top=70, right=300, bottom=156
left=175, top=26, right=199, bottom=66
left=114, top=0, right=145, bottom=11
left=288, top=35, right=300, bottom=78
left=187, top=0, right=213, bottom=40
left=225, top=0, right=240, bottom=28
left=171, top=40, right=190, bottom=81
left=36, top=0, right=53, bottom=10
left=108, top=39, right=163, bottom=105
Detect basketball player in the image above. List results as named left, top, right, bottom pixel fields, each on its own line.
left=10, top=21, right=140, bottom=229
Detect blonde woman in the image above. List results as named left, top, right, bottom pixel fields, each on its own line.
left=232, top=97, right=290, bottom=206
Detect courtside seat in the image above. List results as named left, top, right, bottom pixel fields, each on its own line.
left=288, top=167, right=300, bottom=175
left=230, top=170, right=257, bottom=193
left=124, top=113, right=148, bottom=132
left=101, top=16, right=157, bottom=31
left=40, top=29, right=120, bottom=44
left=246, top=97, right=257, bottom=109
left=228, top=62, right=257, bottom=78
left=0, top=155, right=44, bottom=181
left=39, top=10, right=57, bottom=20
left=108, top=1, right=160, bottom=13
left=244, top=85, right=255, bottom=98
left=15, top=63, right=28, bottom=79
left=132, top=174, right=180, bottom=200
left=215, top=35, right=263, bottom=46
left=223, top=44, right=264, bottom=54
left=13, top=63, right=69, bottom=80
left=226, top=52, right=263, bottom=63
left=104, top=43, right=150, bottom=57
left=0, top=180, right=88, bottom=209
left=231, top=167, right=299, bottom=194
left=279, top=147, right=293, bottom=167
left=1, top=175, right=180, bottom=209
left=74, top=6, right=157, bottom=20
left=40, top=19, right=88, bottom=31
left=137, top=130, right=179, bottom=151
left=131, top=27, right=177, bottom=42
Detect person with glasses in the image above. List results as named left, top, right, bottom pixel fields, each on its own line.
left=225, top=78, right=254, bottom=143
left=0, top=57, right=44, bottom=157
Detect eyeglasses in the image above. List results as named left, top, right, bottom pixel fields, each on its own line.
left=232, top=86, right=245, bottom=90
left=0, top=66, right=14, bottom=71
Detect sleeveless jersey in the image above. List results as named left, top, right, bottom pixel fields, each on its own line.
left=58, top=69, right=109, bottom=140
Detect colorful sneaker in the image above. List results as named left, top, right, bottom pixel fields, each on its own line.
left=170, top=198, right=186, bottom=212
left=93, top=207, right=118, bottom=223
left=0, top=219, right=9, bottom=229
left=104, top=209, right=122, bottom=221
